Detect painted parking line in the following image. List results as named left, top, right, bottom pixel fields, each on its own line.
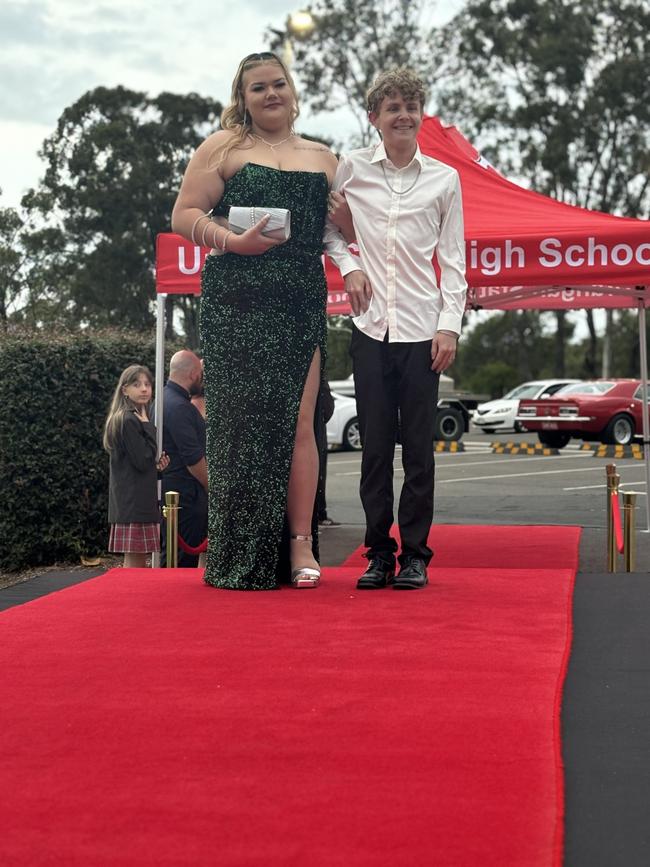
left=333, top=452, right=594, bottom=476
left=564, top=481, right=647, bottom=493
left=437, top=453, right=593, bottom=470
left=435, top=465, right=611, bottom=484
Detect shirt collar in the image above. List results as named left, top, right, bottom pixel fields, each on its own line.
left=370, top=140, right=424, bottom=169
left=166, top=379, right=190, bottom=401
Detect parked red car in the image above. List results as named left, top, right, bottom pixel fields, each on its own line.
left=516, top=379, right=649, bottom=448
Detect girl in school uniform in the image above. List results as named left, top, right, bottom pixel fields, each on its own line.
left=103, top=365, right=169, bottom=567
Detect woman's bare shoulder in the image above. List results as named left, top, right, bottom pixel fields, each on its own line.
left=293, top=137, right=338, bottom=177
left=293, top=135, right=333, bottom=153
left=195, top=129, right=237, bottom=157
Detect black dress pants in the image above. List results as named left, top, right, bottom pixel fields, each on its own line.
left=351, top=325, right=440, bottom=565
left=315, top=414, right=329, bottom=521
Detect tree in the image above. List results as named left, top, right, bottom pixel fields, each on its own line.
left=22, top=87, right=222, bottom=342
left=434, top=0, right=650, bottom=213
left=433, top=0, right=650, bottom=375
left=269, top=0, right=436, bottom=145
left=0, top=194, right=25, bottom=330
left=453, top=309, right=569, bottom=394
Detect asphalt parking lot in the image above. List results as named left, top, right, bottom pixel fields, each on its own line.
left=323, top=427, right=650, bottom=572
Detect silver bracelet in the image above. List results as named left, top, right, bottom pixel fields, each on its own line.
left=201, top=219, right=213, bottom=248
left=190, top=213, right=207, bottom=245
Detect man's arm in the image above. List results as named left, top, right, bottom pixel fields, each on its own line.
left=436, top=171, right=467, bottom=336
left=323, top=154, right=372, bottom=315
left=168, top=404, right=207, bottom=488
left=323, top=155, right=363, bottom=277
left=328, top=191, right=356, bottom=244
left=187, top=456, right=208, bottom=491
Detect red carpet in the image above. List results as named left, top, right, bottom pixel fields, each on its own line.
left=343, top=523, right=581, bottom=570
left=1, top=525, right=579, bottom=866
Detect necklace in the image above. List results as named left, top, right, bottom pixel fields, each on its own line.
left=381, top=161, right=421, bottom=195
left=252, top=132, right=294, bottom=150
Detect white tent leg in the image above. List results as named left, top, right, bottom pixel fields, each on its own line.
left=638, top=300, right=650, bottom=533
left=152, top=293, right=166, bottom=566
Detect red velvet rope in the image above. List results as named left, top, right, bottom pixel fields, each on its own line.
left=611, top=491, right=624, bottom=554
left=177, top=534, right=208, bottom=555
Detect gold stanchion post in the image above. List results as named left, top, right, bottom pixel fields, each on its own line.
left=606, top=463, right=620, bottom=573
left=623, top=492, right=637, bottom=573
left=162, top=491, right=180, bottom=568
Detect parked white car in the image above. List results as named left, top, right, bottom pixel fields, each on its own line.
left=327, top=392, right=361, bottom=450
left=329, top=372, right=455, bottom=397
left=472, top=379, right=580, bottom=433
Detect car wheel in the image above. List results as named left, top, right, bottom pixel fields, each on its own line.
left=514, top=420, right=527, bottom=433
left=602, top=413, right=635, bottom=445
left=538, top=431, right=571, bottom=448
left=343, top=418, right=361, bottom=451
left=434, top=407, right=464, bottom=441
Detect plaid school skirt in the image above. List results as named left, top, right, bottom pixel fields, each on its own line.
left=109, top=522, right=161, bottom=554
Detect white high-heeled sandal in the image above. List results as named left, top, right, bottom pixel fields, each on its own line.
left=290, top=534, right=321, bottom=588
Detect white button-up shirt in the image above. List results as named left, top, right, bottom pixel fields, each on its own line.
left=324, top=142, right=467, bottom=342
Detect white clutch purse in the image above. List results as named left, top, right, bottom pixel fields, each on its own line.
left=228, top=206, right=291, bottom=241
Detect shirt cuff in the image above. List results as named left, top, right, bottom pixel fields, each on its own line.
left=437, top=312, right=463, bottom=335
left=337, top=254, right=363, bottom=277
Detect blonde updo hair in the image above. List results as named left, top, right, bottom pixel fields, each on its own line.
left=211, top=51, right=300, bottom=169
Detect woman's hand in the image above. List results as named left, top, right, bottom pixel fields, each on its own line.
left=328, top=191, right=355, bottom=243
left=156, top=451, right=170, bottom=472
left=227, top=215, right=285, bottom=256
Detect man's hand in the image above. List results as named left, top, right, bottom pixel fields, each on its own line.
left=328, top=191, right=355, bottom=243
left=344, top=269, right=372, bottom=316
left=430, top=331, right=458, bottom=373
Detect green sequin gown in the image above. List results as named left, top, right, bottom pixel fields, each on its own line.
left=200, top=163, right=329, bottom=590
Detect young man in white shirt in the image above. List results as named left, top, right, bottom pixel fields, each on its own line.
left=324, top=68, right=467, bottom=590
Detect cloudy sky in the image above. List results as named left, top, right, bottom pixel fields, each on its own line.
left=0, top=0, right=464, bottom=209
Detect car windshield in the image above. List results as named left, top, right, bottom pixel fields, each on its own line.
left=556, top=381, right=615, bottom=395
left=502, top=383, right=545, bottom=399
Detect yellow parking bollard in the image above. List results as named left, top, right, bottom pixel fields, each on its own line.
left=162, top=490, right=180, bottom=568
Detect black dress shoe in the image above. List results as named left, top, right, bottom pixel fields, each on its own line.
left=393, top=557, right=428, bottom=590
left=356, top=556, right=396, bottom=589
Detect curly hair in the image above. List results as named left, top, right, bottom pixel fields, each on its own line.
left=366, top=68, right=427, bottom=115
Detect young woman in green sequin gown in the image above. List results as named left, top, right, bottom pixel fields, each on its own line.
left=171, top=53, right=342, bottom=590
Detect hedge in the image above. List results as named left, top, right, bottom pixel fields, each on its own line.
left=0, top=330, right=180, bottom=572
